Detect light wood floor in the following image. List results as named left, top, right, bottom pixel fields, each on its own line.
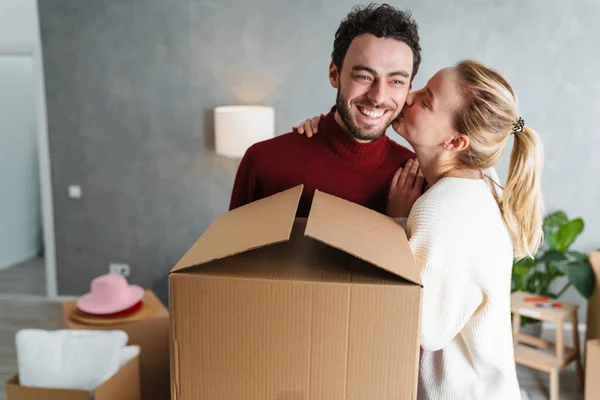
left=0, top=258, right=586, bottom=399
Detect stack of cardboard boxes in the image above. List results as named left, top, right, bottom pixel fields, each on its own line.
left=60, top=290, right=171, bottom=399
left=585, top=252, right=600, bottom=400
left=5, top=290, right=170, bottom=400
left=168, top=186, right=424, bottom=399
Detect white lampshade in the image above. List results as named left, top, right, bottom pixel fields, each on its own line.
left=214, top=105, right=275, bottom=158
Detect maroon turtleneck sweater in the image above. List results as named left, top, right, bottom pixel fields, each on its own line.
left=229, top=108, right=415, bottom=217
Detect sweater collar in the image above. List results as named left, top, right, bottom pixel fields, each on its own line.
left=321, top=106, right=391, bottom=169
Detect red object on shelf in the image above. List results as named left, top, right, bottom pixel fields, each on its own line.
left=525, top=296, right=549, bottom=302
left=79, top=300, right=144, bottom=317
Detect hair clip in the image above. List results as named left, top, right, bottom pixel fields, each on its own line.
left=512, top=117, right=525, bottom=135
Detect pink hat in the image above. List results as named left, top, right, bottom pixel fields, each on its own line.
left=76, top=273, right=145, bottom=315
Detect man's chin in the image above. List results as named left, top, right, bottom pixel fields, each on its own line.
left=352, top=120, right=391, bottom=140
left=350, top=127, right=387, bottom=141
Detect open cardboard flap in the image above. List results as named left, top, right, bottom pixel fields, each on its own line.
left=170, top=185, right=303, bottom=273
left=305, top=190, right=422, bottom=286
left=171, top=186, right=421, bottom=287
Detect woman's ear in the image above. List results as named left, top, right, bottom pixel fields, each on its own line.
left=329, top=61, right=340, bottom=89
left=443, top=133, right=470, bottom=152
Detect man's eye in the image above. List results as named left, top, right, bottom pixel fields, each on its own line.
left=392, top=80, right=405, bottom=85
left=356, top=75, right=371, bottom=81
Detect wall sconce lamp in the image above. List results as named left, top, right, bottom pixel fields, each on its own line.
left=214, top=105, right=275, bottom=159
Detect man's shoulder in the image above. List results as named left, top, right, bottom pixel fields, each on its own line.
left=246, top=130, right=313, bottom=156
left=386, top=137, right=415, bottom=159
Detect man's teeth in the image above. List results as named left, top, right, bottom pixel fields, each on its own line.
left=359, top=108, right=385, bottom=118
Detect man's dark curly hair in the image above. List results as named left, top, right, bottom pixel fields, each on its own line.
left=332, top=4, right=422, bottom=81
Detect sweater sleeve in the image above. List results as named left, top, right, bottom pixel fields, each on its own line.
left=408, top=201, right=484, bottom=352
left=229, top=146, right=259, bottom=211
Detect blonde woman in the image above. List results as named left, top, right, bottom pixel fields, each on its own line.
left=295, top=60, right=543, bottom=399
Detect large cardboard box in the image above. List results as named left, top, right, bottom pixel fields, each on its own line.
left=169, top=185, right=423, bottom=400
left=5, top=355, right=140, bottom=400
left=62, top=290, right=169, bottom=400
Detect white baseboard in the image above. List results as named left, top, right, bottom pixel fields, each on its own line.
left=50, top=295, right=77, bottom=302
left=0, top=294, right=76, bottom=302
left=0, top=294, right=50, bottom=302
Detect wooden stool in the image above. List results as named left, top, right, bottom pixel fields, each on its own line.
left=511, top=291, right=584, bottom=400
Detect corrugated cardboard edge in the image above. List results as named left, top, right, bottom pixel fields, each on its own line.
left=587, top=252, right=600, bottom=342
left=413, top=288, right=424, bottom=398
left=169, top=276, right=180, bottom=400
left=305, top=190, right=422, bottom=286
left=170, top=185, right=303, bottom=274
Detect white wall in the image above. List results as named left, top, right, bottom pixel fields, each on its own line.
left=0, top=0, right=38, bottom=47
left=0, top=0, right=42, bottom=269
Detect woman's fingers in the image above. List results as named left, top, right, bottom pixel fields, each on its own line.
left=295, top=115, right=325, bottom=137
left=310, top=117, right=320, bottom=134
left=390, top=166, right=403, bottom=194
left=304, top=119, right=314, bottom=137
left=414, top=168, right=425, bottom=194
left=408, top=158, right=419, bottom=187
left=398, top=159, right=414, bottom=189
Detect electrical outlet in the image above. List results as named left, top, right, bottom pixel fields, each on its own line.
left=68, top=185, right=82, bottom=199
left=109, top=263, right=130, bottom=277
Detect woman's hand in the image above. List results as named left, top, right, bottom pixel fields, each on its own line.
left=293, top=115, right=324, bottom=137
left=387, top=158, right=425, bottom=218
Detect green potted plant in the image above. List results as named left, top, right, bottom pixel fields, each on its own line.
left=512, top=211, right=596, bottom=329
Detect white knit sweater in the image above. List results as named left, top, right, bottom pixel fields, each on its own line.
left=406, top=177, right=521, bottom=400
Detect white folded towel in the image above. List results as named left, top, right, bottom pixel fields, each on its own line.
left=16, top=329, right=138, bottom=392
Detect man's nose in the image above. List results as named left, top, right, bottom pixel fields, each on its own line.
left=367, top=80, right=386, bottom=105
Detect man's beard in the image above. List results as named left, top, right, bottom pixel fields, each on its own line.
left=336, top=88, right=396, bottom=142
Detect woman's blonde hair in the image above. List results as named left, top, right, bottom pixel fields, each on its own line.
left=453, top=60, right=543, bottom=259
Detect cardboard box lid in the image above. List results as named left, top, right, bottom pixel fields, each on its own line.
left=171, top=185, right=421, bottom=286
left=171, top=185, right=302, bottom=274
left=306, top=190, right=421, bottom=286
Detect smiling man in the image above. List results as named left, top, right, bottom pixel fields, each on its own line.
left=229, top=4, right=422, bottom=216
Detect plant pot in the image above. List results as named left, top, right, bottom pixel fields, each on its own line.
left=521, top=321, right=543, bottom=337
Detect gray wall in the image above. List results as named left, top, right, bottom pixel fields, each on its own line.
left=39, top=0, right=600, bottom=320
